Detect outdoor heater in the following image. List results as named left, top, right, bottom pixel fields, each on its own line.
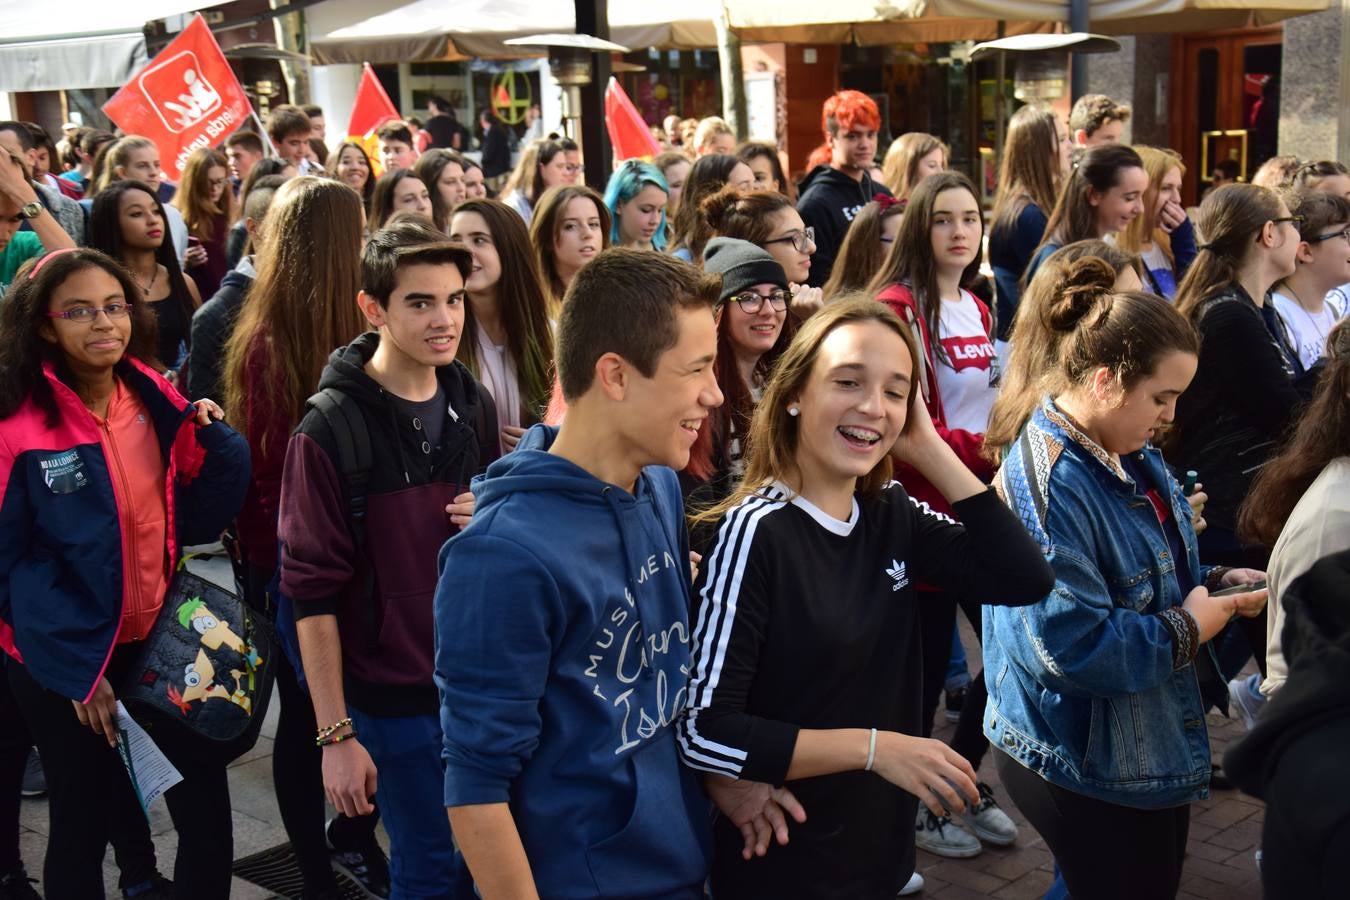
left=503, top=33, right=631, bottom=144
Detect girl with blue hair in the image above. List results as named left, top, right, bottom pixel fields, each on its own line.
left=603, top=159, right=669, bottom=251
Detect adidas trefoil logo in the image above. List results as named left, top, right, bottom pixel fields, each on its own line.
left=886, top=559, right=909, bottom=591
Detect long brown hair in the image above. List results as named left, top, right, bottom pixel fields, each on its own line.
left=451, top=199, right=555, bottom=424
left=222, top=177, right=366, bottom=455
left=1033, top=143, right=1144, bottom=263
left=983, top=241, right=1140, bottom=463
left=1117, top=146, right=1185, bottom=267
left=881, top=132, right=948, bottom=201
left=991, top=106, right=1062, bottom=236
left=1174, top=183, right=1285, bottom=323
left=865, top=172, right=983, bottom=365
left=529, top=184, right=611, bottom=310
left=823, top=199, right=904, bottom=300
left=669, top=154, right=746, bottom=262
left=172, top=147, right=234, bottom=241
left=1239, top=320, right=1350, bottom=546
left=691, top=296, right=921, bottom=525
left=699, top=184, right=793, bottom=246
left=325, top=140, right=375, bottom=211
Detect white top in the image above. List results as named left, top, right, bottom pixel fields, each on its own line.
left=501, top=189, right=533, bottom=225
left=1271, top=288, right=1344, bottom=371
left=934, top=291, right=999, bottom=434
left=475, top=330, right=521, bottom=437
left=1262, top=456, right=1350, bottom=696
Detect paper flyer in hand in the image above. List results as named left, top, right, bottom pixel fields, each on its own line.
left=114, top=701, right=183, bottom=814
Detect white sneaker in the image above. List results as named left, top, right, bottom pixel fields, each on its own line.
left=915, top=806, right=982, bottom=858
left=963, top=782, right=1018, bottom=847
left=898, top=870, right=924, bottom=896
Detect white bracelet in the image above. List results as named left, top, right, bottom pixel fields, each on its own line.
left=864, top=727, right=877, bottom=772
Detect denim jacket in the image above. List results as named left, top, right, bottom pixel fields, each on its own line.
left=985, top=400, right=1215, bottom=809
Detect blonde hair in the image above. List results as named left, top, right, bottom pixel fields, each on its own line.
left=881, top=133, right=949, bottom=201
left=97, top=135, right=157, bottom=195
left=1116, top=146, right=1185, bottom=267
left=693, top=117, right=733, bottom=152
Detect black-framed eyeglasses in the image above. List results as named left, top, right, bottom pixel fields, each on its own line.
left=1307, top=227, right=1350, bottom=244
left=763, top=226, right=815, bottom=254
left=45, top=302, right=134, bottom=322
left=729, top=289, right=790, bottom=314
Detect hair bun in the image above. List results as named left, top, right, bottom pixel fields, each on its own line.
left=1046, top=280, right=1112, bottom=333
left=698, top=185, right=743, bottom=229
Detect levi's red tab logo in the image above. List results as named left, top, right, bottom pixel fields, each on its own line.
left=939, top=336, right=996, bottom=372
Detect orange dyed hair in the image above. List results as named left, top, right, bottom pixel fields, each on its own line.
left=807, top=90, right=881, bottom=172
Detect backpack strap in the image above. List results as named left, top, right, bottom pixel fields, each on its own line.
left=306, top=387, right=378, bottom=651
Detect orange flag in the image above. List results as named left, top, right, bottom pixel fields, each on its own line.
left=347, top=63, right=400, bottom=174
left=604, top=77, right=661, bottom=162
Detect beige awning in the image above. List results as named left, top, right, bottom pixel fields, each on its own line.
left=724, top=0, right=1329, bottom=42
left=310, top=0, right=720, bottom=65
left=0, top=0, right=217, bottom=89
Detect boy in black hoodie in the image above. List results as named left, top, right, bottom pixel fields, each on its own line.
left=279, top=218, right=498, bottom=898
left=795, top=90, right=892, bottom=288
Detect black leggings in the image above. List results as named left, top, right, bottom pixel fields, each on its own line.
left=8, top=654, right=234, bottom=899
left=995, top=750, right=1190, bottom=899
left=0, top=661, right=30, bottom=875
left=918, top=589, right=989, bottom=770
left=245, top=563, right=378, bottom=893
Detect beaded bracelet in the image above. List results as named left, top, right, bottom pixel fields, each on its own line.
left=316, top=718, right=353, bottom=741
left=316, top=729, right=359, bottom=748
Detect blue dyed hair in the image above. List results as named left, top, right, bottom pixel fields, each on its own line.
left=603, top=160, right=670, bottom=251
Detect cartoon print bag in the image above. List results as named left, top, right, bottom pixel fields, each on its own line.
left=118, top=561, right=276, bottom=746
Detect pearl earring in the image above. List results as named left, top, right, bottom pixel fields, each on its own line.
left=787, top=406, right=799, bottom=417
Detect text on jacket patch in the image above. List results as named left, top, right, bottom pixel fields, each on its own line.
left=583, top=550, right=690, bottom=754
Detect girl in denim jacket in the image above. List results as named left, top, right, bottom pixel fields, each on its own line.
left=989, top=283, right=1267, bottom=898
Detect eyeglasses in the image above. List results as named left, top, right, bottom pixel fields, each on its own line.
left=45, top=302, right=134, bottom=323
left=1307, top=227, right=1350, bottom=244
left=1271, top=215, right=1306, bottom=228
left=763, top=226, right=815, bottom=254
left=729, top=289, right=790, bottom=314
left=565, top=164, right=585, bottom=175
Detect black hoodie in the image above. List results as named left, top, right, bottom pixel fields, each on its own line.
left=1224, top=548, right=1350, bottom=898
left=795, top=164, right=892, bottom=287
left=278, top=332, right=499, bottom=716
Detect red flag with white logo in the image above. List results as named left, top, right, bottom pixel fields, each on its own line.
left=102, top=14, right=250, bottom=179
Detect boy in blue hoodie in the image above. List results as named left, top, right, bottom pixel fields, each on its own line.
left=435, top=249, right=724, bottom=899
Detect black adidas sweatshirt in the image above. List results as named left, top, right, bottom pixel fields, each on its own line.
left=678, top=482, right=1053, bottom=899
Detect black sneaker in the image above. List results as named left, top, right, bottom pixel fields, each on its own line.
left=327, top=818, right=391, bottom=899
left=19, top=749, right=44, bottom=798
left=0, top=866, right=40, bottom=900
left=944, top=684, right=968, bottom=723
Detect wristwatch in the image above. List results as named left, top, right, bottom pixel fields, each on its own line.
left=18, top=201, right=42, bottom=220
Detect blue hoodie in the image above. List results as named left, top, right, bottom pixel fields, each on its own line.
left=434, top=425, right=710, bottom=899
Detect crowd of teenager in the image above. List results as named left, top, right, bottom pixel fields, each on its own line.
left=0, top=82, right=1347, bottom=900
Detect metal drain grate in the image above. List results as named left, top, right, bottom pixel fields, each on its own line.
left=231, top=843, right=370, bottom=899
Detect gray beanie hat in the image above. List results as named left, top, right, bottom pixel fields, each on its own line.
left=703, top=237, right=789, bottom=301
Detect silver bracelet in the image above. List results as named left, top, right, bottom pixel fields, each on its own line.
left=865, top=727, right=877, bottom=772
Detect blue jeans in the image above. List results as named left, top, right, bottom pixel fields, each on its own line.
left=348, top=706, right=460, bottom=900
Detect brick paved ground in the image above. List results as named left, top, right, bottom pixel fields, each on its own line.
left=916, top=618, right=1265, bottom=900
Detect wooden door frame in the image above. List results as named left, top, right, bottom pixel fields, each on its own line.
left=1170, top=26, right=1283, bottom=205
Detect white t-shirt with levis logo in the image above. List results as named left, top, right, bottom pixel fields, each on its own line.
left=935, top=291, right=999, bottom=435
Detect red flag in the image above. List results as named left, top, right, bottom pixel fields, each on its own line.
left=604, top=77, right=661, bottom=162
left=348, top=63, right=400, bottom=140
left=347, top=63, right=400, bottom=176
left=103, top=15, right=250, bottom=180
